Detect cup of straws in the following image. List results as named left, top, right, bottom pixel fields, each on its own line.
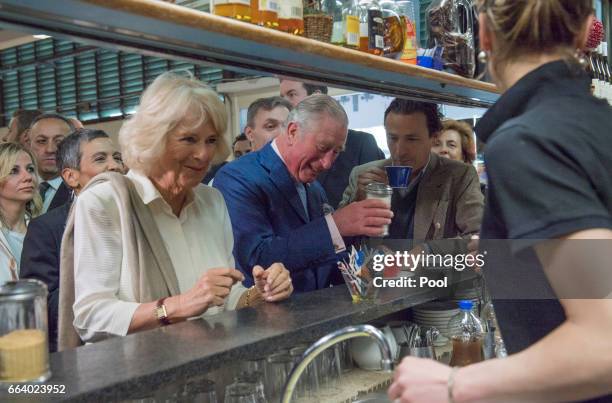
left=337, top=246, right=383, bottom=303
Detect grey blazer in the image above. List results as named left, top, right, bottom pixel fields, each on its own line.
left=339, top=152, right=484, bottom=252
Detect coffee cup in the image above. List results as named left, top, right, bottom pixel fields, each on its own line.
left=385, top=166, right=412, bottom=188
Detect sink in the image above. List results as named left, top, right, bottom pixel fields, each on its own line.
left=353, top=392, right=392, bottom=402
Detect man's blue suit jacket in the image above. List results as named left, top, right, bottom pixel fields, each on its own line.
left=20, top=202, right=71, bottom=352
left=213, top=143, right=341, bottom=292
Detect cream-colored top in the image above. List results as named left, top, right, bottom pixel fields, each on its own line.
left=73, top=170, right=246, bottom=342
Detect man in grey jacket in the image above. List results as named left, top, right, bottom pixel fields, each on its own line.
left=339, top=99, right=483, bottom=255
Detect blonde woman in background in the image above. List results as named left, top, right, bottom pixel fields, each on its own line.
left=390, top=0, right=612, bottom=402
left=0, top=143, right=42, bottom=282
left=432, top=119, right=477, bottom=165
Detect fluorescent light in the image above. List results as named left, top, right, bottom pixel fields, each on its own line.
left=33, top=34, right=50, bottom=39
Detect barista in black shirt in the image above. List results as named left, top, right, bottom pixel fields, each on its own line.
left=389, top=1, right=612, bottom=402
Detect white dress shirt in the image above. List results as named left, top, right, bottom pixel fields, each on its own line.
left=73, top=170, right=246, bottom=342
left=41, top=176, right=63, bottom=213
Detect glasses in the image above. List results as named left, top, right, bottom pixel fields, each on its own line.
left=289, top=346, right=320, bottom=398
left=266, top=353, right=293, bottom=399
left=224, top=382, right=257, bottom=403
left=184, top=377, right=217, bottom=403
left=314, top=344, right=343, bottom=390
left=234, top=372, right=266, bottom=403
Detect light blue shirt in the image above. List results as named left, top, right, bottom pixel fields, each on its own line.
left=41, top=176, right=64, bottom=213
left=2, top=229, right=24, bottom=270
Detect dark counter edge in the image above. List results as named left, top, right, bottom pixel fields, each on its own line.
left=1, top=273, right=476, bottom=402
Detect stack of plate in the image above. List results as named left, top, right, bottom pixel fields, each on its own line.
left=412, top=301, right=460, bottom=337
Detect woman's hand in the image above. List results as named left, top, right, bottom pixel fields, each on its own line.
left=388, top=357, right=452, bottom=403
left=169, top=268, right=244, bottom=320
left=252, top=263, right=293, bottom=302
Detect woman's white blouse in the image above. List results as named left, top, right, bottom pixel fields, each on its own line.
left=73, top=170, right=246, bottom=342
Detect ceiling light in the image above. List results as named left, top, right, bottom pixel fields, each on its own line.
left=33, top=34, right=50, bottom=39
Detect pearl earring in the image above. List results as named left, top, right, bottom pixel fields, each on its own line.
left=477, top=50, right=489, bottom=64
left=574, top=49, right=589, bottom=69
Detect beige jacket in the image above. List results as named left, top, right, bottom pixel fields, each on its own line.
left=339, top=153, right=484, bottom=252
left=58, top=172, right=179, bottom=351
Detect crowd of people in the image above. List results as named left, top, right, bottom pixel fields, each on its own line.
left=0, top=0, right=610, bottom=400
left=0, top=72, right=485, bottom=349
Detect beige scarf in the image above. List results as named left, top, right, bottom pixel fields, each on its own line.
left=57, top=172, right=180, bottom=351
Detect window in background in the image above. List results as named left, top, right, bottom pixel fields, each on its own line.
left=0, top=38, right=223, bottom=126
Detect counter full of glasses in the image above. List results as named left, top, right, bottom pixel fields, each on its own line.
left=0, top=271, right=477, bottom=402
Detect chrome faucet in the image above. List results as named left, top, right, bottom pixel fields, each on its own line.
left=281, top=324, right=394, bottom=403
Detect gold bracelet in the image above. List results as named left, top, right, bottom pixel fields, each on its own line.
left=245, top=286, right=255, bottom=307
left=448, top=366, right=459, bottom=403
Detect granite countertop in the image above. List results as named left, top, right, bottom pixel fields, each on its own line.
left=0, top=273, right=475, bottom=402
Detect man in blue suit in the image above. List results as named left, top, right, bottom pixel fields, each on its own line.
left=20, top=129, right=124, bottom=351
left=214, top=95, right=393, bottom=292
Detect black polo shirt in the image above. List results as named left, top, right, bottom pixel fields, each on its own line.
left=476, top=61, right=612, bottom=402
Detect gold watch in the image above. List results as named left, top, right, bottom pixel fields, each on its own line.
left=154, top=297, right=170, bottom=326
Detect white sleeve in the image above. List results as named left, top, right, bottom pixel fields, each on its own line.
left=72, top=186, right=140, bottom=342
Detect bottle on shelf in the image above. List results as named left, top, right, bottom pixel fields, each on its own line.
left=395, top=0, right=419, bottom=64
left=331, top=0, right=360, bottom=49
left=330, top=0, right=345, bottom=44
left=278, top=0, right=304, bottom=35
left=357, top=0, right=385, bottom=56
left=251, top=0, right=279, bottom=29
left=448, top=300, right=485, bottom=367
left=587, top=48, right=600, bottom=97
left=379, top=0, right=404, bottom=56
left=599, top=43, right=611, bottom=103
left=212, top=0, right=252, bottom=22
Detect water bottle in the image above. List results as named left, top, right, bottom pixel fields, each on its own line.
left=448, top=300, right=484, bottom=366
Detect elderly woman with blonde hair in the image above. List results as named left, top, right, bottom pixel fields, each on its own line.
left=59, top=72, right=293, bottom=349
left=0, top=143, right=42, bottom=282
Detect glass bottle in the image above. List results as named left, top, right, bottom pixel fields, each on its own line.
left=331, top=0, right=360, bottom=49
left=379, top=0, right=404, bottom=56
left=251, top=0, right=279, bottom=29
left=278, top=0, right=304, bottom=35
left=448, top=300, right=484, bottom=367
left=357, top=0, right=385, bottom=55
left=600, top=43, right=611, bottom=103
left=395, top=0, right=419, bottom=64
left=587, top=50, right=598, bottom=97
left=331, top=0, right=345, bottom=45
left=212, top=0, right=252, bottom=22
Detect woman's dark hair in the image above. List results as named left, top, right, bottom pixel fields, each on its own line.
left=384, top=99, right=443, bottom=137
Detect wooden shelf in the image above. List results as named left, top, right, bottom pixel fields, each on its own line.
left=0, top=0, right=499, bottom=107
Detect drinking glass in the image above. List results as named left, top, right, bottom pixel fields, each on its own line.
left=234, top=372, right=266, bottom=403
left=224, top=382, right=257, bottom=403
left=290, top=346, right=319, bottom=397
left=184, top=377, right=217, bottom=403
left=265, top=353, right=293, bottom=399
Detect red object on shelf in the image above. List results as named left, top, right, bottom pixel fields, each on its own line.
left=587, top=18, right=604, bottom=50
